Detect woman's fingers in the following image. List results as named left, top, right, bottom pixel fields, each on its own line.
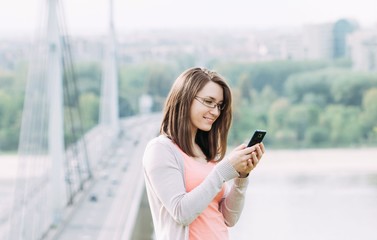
left=246, top=158, right=252, bottom=168
left=255, top=145, right=263, bottom=160
left=238, top=143, right=266, bottom=176
left=251, top=151, right=259, bottom=165
left=231, top=142, right=266, bottom=174
left=259, top=142, right=265, bottom=154
left=250, top=143, right=265, bottom=160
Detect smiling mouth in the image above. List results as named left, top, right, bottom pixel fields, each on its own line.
left=204, top=117, right=215, bottom=122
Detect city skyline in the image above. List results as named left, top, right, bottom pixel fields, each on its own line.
left=0, top=0, right=376, bottom=38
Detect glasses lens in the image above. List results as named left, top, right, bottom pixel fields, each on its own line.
left=196, top=96, right=224, bottom=111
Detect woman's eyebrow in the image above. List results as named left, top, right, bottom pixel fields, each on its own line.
left=204, top=96, right=224, bottom=103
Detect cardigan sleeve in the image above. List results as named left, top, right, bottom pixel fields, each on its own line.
left=143, top=136, right=239, bottom=226
left=220, top=177, right=249, bottom=227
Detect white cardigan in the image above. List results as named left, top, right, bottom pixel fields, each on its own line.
left=142, top=135, right=249, bottom=240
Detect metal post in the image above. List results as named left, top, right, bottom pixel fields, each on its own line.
left=47, top=0, right=66, bottom=226
left=100, top=0, right=119, bottom=132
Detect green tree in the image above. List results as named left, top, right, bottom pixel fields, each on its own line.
left=331, top=72, right=377, bottom=105
left=0, top=66, right=26, bottom=151
left=284, top=68, right=336, bottom=104
left=229, top=101, right=260, bottom=146
left=319, top=105, right=363, bottom=145
left=118, top=63, right=178, bottom=114
left=267, top=98, right=293, bottom=147
left=218, top=60, right=328, bottom=95
left=75, top=62, right=102, bottom=96
left=268, top=97, right=290, bottom=133
left=360, top=87, right=377, bottom=142
left=238, top=73, right=252, bottom=101
left=0, top=89, right=20, bottom=151
left=79, top=93, right=99, bottom=131
left=285, top=104, right=320, bottom=143
left=143, top=64, right=176, bottom=111
left=305, top=126, right=329, bottom=147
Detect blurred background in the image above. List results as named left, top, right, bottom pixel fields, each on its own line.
left=0, top=0, right=376, bottom=239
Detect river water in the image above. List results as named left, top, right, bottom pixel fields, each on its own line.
left=229, top=148, right=377, bottom=240
left=1, top=148, right=377, bottom=240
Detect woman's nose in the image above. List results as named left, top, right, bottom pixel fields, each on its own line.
left=209, top=106, right=220, bottom=115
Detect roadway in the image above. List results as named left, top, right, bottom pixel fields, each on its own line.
left=47, top=113, right=161, bottom=240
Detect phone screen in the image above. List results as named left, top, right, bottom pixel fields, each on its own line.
left=247, top=130, right=267, bottom=147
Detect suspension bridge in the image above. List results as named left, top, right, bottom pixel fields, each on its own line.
left=1, top=0, right=158, bottom=239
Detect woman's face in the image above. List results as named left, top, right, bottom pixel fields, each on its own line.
left=189, top=81, right=224, bottom=133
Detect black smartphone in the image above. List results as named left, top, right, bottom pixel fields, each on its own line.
left=247, top=130, right=267, bottom=147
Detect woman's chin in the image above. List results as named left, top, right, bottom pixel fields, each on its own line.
left=199, top=125, right=212, bottom=132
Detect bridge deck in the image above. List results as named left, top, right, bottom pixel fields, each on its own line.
left=46, top=114, right=161, bottom=240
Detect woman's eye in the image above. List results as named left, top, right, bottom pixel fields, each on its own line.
left=204, top=100, right=214, bottom=105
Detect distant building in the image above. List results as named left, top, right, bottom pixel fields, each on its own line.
left=333, top=19, right=359, bottom=59
left=279, top=33, right=304, bottom=60
left=68, top=37, right=103, bottom=62
left=302, top=23, right=334, bottom=60
left=348, top=28, right=377, bottom=72
left=300, top=19, right=359, bottom=61
left=0, top=40, right=31, bottom=70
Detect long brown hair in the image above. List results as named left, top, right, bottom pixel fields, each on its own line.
left=160, top=67, right=232, bottom=161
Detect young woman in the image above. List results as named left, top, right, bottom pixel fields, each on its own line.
left=143, top=67, right=265, bottom=240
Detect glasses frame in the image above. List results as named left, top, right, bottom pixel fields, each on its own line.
left=194, top=96, right=225, bottom=111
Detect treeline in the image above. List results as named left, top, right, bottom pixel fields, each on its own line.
left=0, top=63, right=27, bottom=151
left=1, top=59, right=377, bottom=151
left=215, top=60, right=377, bottom=148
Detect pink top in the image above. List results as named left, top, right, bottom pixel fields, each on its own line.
left=144, top=136, right=249, bottom=240
left=181, top=151, right=228, bottom=240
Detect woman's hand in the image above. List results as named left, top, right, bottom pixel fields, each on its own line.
left=227, top=143, right=265, bottom=177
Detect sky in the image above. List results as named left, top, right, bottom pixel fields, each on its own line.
left=0, top=0, right=376, bottom=38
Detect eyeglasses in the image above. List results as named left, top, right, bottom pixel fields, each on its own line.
left=194, top=96, right=225, bottom=111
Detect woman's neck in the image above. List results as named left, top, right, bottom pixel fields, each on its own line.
left=192, top=143, right=207, bottom=163
left=191, top=129, right=208, bottom=162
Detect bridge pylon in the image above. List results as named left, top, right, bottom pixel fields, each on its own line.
left=99, top=0, right=120, bottom=134
left=6, top=0, right=91, bottom=239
